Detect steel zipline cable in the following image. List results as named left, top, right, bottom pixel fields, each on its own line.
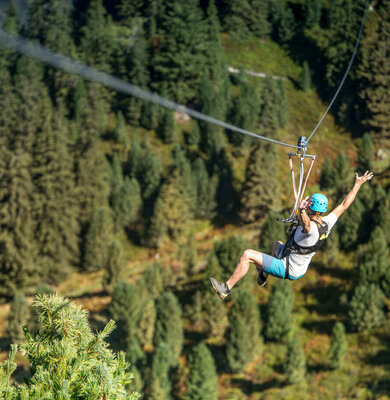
left=306, top=0, right=371, bottom=143
left=0, top=29, right=298, bottom=150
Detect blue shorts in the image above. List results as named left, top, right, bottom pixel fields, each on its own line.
left=261, top=246, right=303, bottom=280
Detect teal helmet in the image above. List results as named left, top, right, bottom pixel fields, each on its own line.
left=309, top=193, right=328, bottom=213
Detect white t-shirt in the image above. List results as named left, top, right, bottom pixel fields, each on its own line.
left=287, top=213, right=338, bottom=278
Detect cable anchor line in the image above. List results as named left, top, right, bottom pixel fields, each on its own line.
left=0, top=29, right=298, bottom=150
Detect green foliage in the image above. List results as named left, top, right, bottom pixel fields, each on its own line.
left=212, top=235, right=250, bottom=279
left=357, top=133, right=374, bottom=174
left=348, top=284, right=385, bottom=333
left=304, top=0, right=322, bottom=29
left=192, top=158, right=216, bottom=219
left=83, top=207, right=113, bottom=272
left=149, top=343, right=173, bottom=400
left=102, top=240, right=126, bottom=293
left=337, top=198, right=364, bottom=251
left=299, top=61, right=312, bottom=92
left=283, top=336, right=306, bottom=384
left=154, top=292, right=184, bottom=366
left=259, top=211, right=286, bottom=253
left=226, top=289, right=261, bottom=372
left=137, top=263, right=164, bottom=300
left=265, top=279, right=294, bottom=342
left=186, top=343, right=218, bottom=400
left=329, top=322, right=348, bottom=369
left=357, top=226, right=389, bottom=286
left=358, top=1, right=390, bottom=141
left=0, top=294, right=140, bottom=399
left=240, top=143, right=281, bottom=223
left=110, top=281, right=141, bottom=342
left=7, top=293, right=31, bottom=344
left=319, top=156, right=334, bottom=190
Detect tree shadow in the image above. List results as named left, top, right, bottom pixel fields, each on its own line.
left=301, top=317, right=341, bottom=335
left=231, top=376, right=287, bottom=394
left=208, top=343, right=229, bottom=374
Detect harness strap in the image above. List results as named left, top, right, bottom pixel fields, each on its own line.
left=284, top=258, right=290, bottom=280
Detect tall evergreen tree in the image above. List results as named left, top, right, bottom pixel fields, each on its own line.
left=333, top=152, right=354, bottom=201
left=0, top=1, right=20, bottom=71
left=0, top=144, right=38, bottom=298
left=82, top=207, right=113, bottom=272
left=192, top=157, right=216, bottom=219
left=102, top=240, right=126, bottom=293
left=215, top=149, right=237, bottom=216
left=154, top=292, right=184, bottom=366
left=357, top=226, right=389, bottom=285
left=151, top=0, right=208, bottom=102
left=357, top=133, right=374, bottom=174
left=304, top=0, right=322, bottom=29
left=265, top=279, right=294, bottom=342
left=7, top=293, right=31, bottom=344
left=358, top=1, right=390, bottom=140
left=319, top=156, right=334, bottom=190
left=226, top=289, right=262, bottom=372
left=240, top=143, right=281, bottom=223
left=283, top=337, right=306, bottom=384
left=109, top=281, right=141, bottom=342
left=337, top=198, right=364, bottom=251
left=328, top=322, right=348, bottom=369
left=186, top=343, right=218, bottom=400
left=31, top=102, right=79, bottom=282
left=299, top=61, right=312, bottom=92
left=349, top=283, right=385, bottom=332
left=149, top=343, right=173, bottom=400
left=278, top=6, right=297, bottom=44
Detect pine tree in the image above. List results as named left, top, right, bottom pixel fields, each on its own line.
left=0, top=294, right=140, bottom=399
left=83, top=207, right=113, bottom=272
left=299, top=61, right=312, bottom=92
left=31, top=102, right=79, bottom=282
left=112, top=111, right=130, bottom=150
left=215, top=149, right=237, bottom=216
left=80, top=0, right=114, bottom=72
left=141, top=102, right=160, bottom=131
left=143, top=196, right=168, bottom=248
left=212, top=235, right=250, bottom=279
left=337, top=197, right=364, bottom=251
left=265, top=279, right=294, bottom=341
left=329, top=322, right=348, bottom=369
left=136, top=297, right=156, bottom=349
left=138, top=146, right=163, bottom=211
left=0, top=144, right=39, bottom=298
left=304, top=0, right=322, bottom=29
left=333, top=152, right=354, bottom=201
left=278, top=6, right=297, bottom=44
left=283, top=337, right=306, bottom=384
left=357, top=133, right=374, bottom=174
left=102, top=240, right=126, bottom=293
left=187, top=120, right=201, bottom=146
left=202, top=292, right=229, bottom=339
left=319, top=156, right=334, bottom=190
left=357, top=226, right=389, bottom=285
left=149, top=343, right=173, bottom=400
left=259, top=211, right=286, bottom=253
left=240, top=143, right=281, bottom=223
left=0, top=1, right=20, bottom=71
left=192, top=158, right=216, bottom=219
left=358, top=1, right=390, bottom=141
left=137, top=263, right=164, bottom=300
left=109, top=281, right=141, bottom=342
left=154, top=292, right=184, bottom=366
left=349, top=284, right=385, bottom=332
left=151, top=0, right=208, bottom=103
left=186, top=343, right=218, bottom=400
left=226, top=289, right=262, bottom=372
left=7, top=293, right=31, bottom=344
left=158, top=108, right=178, bottom=143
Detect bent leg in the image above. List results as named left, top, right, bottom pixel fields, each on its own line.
left=272, top=241, right=284, bottom=257
left=226, top=249, right=263, bottom=290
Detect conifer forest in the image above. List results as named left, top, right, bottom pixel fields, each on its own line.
left=1, top=0, right=390, bottom=398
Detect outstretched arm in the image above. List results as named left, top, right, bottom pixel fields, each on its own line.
left=331, top=171, right=373, bottom=219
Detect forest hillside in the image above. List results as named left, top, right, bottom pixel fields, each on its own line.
left=0, top=0, right=390, bottom=399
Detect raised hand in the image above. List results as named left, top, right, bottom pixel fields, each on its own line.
left=299, top=196, right=311, bottom=210
left=355, top=171, right=373, bottom=186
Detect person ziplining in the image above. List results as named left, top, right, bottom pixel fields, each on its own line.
left=210, top=170, right=373, bottom=299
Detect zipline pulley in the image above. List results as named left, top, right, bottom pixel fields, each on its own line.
left=278, top=136, right=316, bottom=224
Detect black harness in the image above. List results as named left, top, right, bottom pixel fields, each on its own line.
left=280, top=219, right=329, bottom=260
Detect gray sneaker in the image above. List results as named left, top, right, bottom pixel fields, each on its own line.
left=209, top=278, right=230, bottom=299
left=257, top=270, right=268, bottom=286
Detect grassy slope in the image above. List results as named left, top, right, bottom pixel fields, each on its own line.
left=1, top=35, right=389, bottom=400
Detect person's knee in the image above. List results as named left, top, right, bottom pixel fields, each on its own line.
left=240, top=249, right=252, bottom=262
left=272, top=241, right=283, bottom=257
